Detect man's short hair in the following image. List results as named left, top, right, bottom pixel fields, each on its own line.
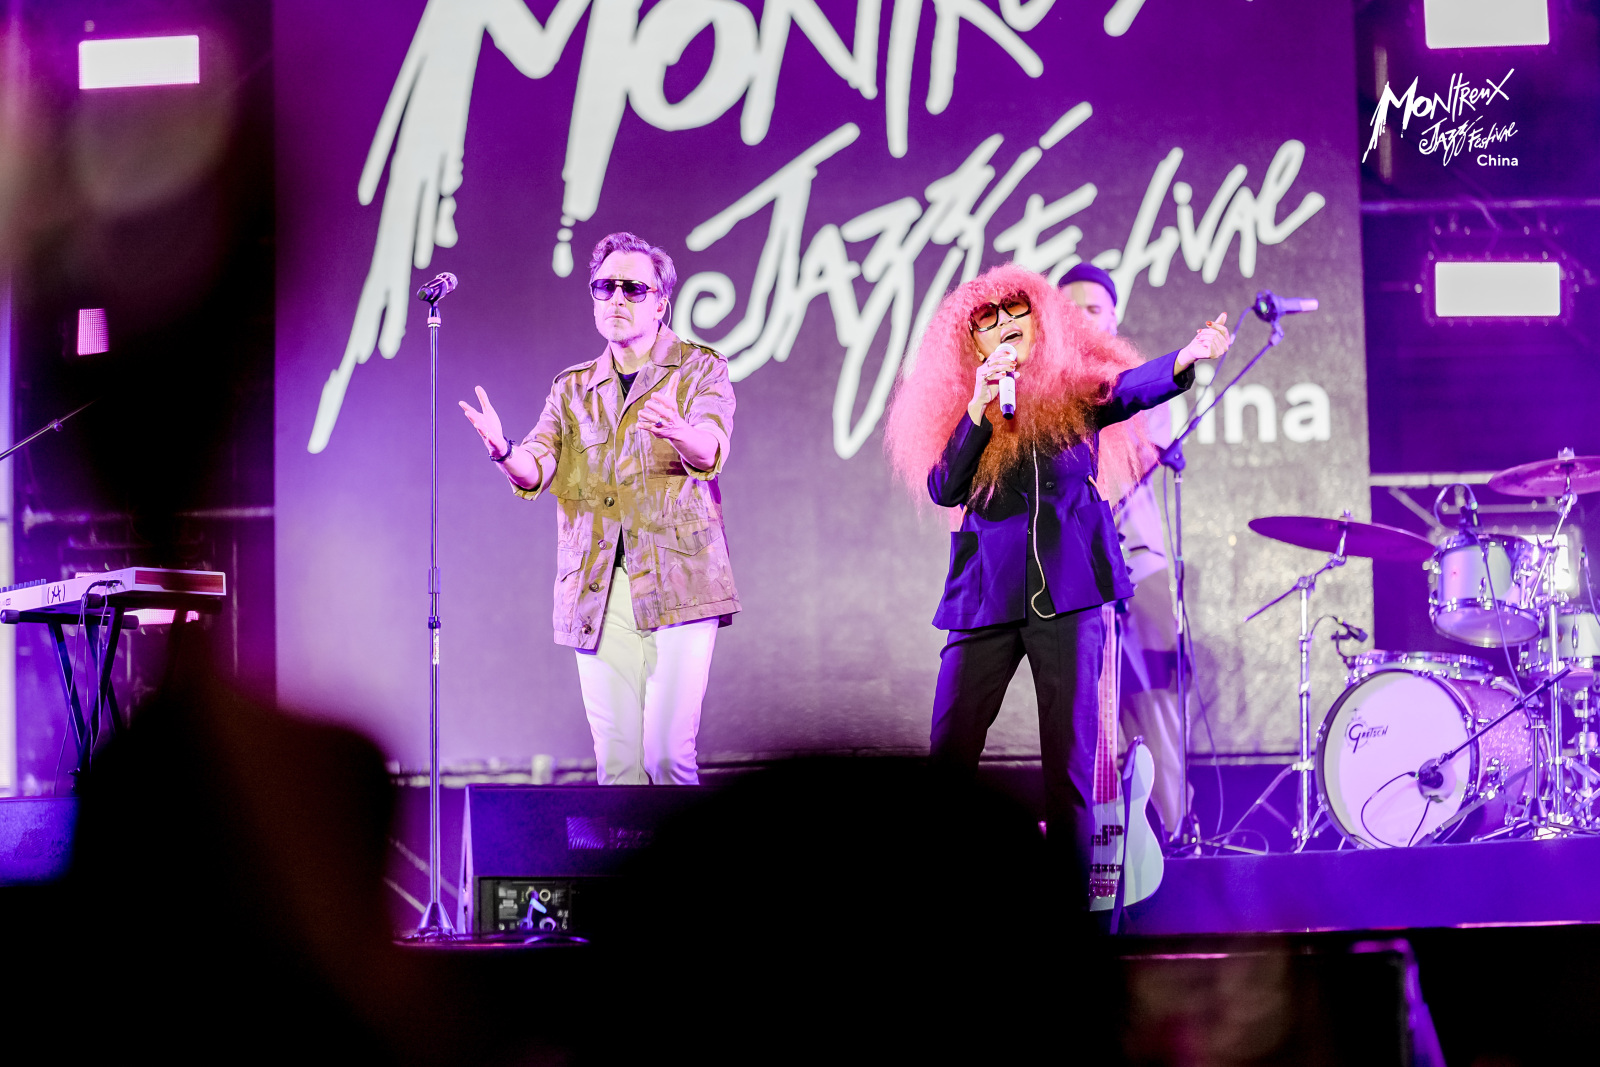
left=589, top=232, right=678, bottom=301
left=1057, top=262, right=1117, bottom=307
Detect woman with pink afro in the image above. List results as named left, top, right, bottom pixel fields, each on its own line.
left=883, top=262, right=1228, bottom=896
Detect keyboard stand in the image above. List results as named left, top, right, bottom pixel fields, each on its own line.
left=5, top=601, right=208, bottom=785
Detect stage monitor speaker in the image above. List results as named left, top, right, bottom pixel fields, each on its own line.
left=457, top=784, right=707, bottom=935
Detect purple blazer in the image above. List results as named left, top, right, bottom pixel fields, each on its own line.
left=927, top=351, right=1194, bottom=630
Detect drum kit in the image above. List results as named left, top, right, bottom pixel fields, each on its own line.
left=1247, top=449, right=1600, bottom=852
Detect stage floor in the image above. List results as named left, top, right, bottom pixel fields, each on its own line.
left=377, top=780, right=1600, bottom=938
left=12, top=779, right=1594, bottom=938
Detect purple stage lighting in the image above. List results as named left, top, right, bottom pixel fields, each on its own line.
left=1424, top=0, right=1549, bottom=49
left=75, top=308, right=108, bottom=355
left=1434, top=261, right=1562, bottom=318
left=79, top=35, right=200, bottom=90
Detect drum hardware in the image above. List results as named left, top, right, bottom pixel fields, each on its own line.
left=1319, top=666, right=1536, bottom=848
left=1431, top=451, right=1600, bottom=843
left=1419, top=475, right=1599, bottom=834
left=1509, top=457, right=1585, bottom=832
left=1226, top=454, right=1600, bottom=852
left=1243, top=511, right=1439, bottom=851
left=1320, top=666, right=1567, bottom=849
left=1242, top=512, right=1363, bottom=852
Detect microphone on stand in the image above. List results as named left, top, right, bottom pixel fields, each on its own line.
left=994, top=343, right=1017, bottom=420
left=1336, top=618, right=1369, bottom=643
left=417, top=272, right=458, bottom=303
left=1251, top=290, right=1318, bottom=321
left=1416, top=757, right=1446, bottom=794
left=1455, top=485, right=1481, bottom=541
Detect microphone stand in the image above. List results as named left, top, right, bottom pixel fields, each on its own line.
left=0, top=400, right=95, bottom=464
left=407, top=295, right=454, bottom=941
left=1120, top=306, right=1286, bottom=852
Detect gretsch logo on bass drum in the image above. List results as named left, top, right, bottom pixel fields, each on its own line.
left=1347, top=718, right=1389, bottom=753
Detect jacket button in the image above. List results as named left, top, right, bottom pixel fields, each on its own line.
left=604, top=496, right=616, bottom=507
left=598, top=540, right=609, bottom=549
left=588, top=580, right=601, bottom=592
left=1044, top=480, right=1055, bottom=489
left=582, top=623, right=593, bottom=635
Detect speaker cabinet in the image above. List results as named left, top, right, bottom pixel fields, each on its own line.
left=457, top=785, right=706, bottom=934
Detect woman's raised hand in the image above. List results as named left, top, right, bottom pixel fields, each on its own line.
left=968, top=344, right=1019, bottom=424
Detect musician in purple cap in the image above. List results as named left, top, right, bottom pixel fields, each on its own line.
left=1058, top=262, right=1216, bottom=843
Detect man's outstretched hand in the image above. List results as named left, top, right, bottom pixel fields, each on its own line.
left=460, top=386, right=509, bottom=455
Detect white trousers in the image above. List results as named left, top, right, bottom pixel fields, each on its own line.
left=574, top=568, right=718, bottom=785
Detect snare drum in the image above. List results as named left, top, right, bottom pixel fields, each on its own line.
left=1317, top=668, right=1533, bottom=848
left=1428, top=533, right=1543, bottom=646
left=1521, top=609, right=1600, bottom=688
left=1345, top=650, right=1494, bottom=686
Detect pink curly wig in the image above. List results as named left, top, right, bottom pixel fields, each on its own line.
left=883, top=263, right=1155, bottom=507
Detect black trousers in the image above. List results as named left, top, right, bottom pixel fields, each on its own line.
left=929, top=601, right=1106, bottom=887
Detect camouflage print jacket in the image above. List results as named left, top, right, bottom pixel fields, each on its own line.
left=512, top=327, right=740, bottom=650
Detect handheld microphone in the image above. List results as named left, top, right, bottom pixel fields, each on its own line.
left=1251, top=290, right=1318, bottom=320
left=416, top=272, right=458, bottom=303
left=994, top=343, right=1017, bottom=420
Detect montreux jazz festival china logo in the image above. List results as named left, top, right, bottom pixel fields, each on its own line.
left=1363, top=68, right=1518, bottom=168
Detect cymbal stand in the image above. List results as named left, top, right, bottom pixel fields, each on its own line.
left=1568, top=544, right=1600, bottom=826
left=1519, top=471, right=1581, bottom=834
left=1242, top=521, right=1349, bottom=851
left=1566, top=685, right=1600, bottom=827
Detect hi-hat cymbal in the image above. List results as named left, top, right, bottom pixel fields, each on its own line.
left=1488, top=452, right=1600, bottom=498
left=1248, top=515, right=1436, bottom=562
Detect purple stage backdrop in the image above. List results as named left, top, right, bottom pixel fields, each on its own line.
left=275, top=0, right=1369, bottom=769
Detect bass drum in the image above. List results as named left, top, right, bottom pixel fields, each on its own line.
left=1317, top=669, right=1533, bottom=848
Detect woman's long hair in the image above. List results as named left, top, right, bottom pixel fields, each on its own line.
left=883, top=263, right=1154, bottom=508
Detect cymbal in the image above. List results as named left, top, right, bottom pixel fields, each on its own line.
left=1487, top=453, right=1600, bottom=498
left=1248, top=515, right=1436, bottom=562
